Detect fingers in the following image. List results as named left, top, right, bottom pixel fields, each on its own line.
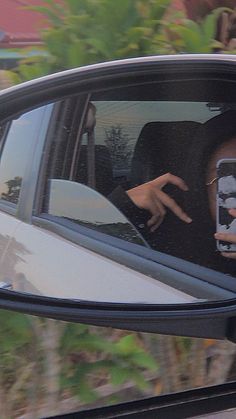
left=146, top=197, right=163, bottom=218
left=215, top=231, right=236, bottom=259
left=154, top=198, right=166, bottom=218
left=147, top=214, right=160, bottom=227
left=126, top=172, right=192, bottom=232
left=214, top=233, right=236, bottom=244
left=221, top=252, right=236, bottom=259
left=150, top=173, right=192, bottom=224
left=147, top=214, right=164, bottom=232
left=156, top=189, right=192, bottom=224
left=152, top=173, right=189, bottom=191
left=147, top=200, right=166, bottom=232
left=229, top=208, right=236, bottom=217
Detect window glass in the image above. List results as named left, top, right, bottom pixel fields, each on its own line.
left=43, top=88, right=236, bottom=279
left=92, top=100, right=220, bottom=189
left=0, top=107, right=47, bottom=205
left=43, top=98, right=147, bottom=246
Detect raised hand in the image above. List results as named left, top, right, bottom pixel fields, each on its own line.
left=215, top=208, right=236, bottom=259
left=126, top=173, right=192, bottom=232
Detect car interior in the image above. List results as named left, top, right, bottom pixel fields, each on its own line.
left=42, top=80, right=236, bottom=283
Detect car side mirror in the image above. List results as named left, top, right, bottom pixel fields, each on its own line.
left=0, top=55, right=236, bottom=342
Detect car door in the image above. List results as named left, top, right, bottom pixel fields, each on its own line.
left=0, top=96, right=196, bottom=303
left=0, top=104, right=54, bottom=291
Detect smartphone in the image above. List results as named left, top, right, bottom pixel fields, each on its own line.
left=216, top=158, right=236, bottom=252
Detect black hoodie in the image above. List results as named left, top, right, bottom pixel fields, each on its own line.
left=109, top=111, right=236, bottom=277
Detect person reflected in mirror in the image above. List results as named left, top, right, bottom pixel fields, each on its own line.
left=186, top=119, right=236, bottom=275
left=109, top=111, right=236, bottom=275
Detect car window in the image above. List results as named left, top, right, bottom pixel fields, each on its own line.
left=90, top=100, right=220, bottom=190
left=41, top=98, right=147, bottom=246
left=0, top=106, right=48, bottom=206
left=41, top=87, right=235, bottom=279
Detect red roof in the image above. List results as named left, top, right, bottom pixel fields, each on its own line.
left=0, top=0, right=52, bottom=48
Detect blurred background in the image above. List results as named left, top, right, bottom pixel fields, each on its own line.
left=1, top=1, right=236, bottom=418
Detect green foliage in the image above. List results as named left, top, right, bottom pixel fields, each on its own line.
left=60, top=324, right=158, bottom=402
left=9, top=0, right=236, bottom=83
left=13, top=0, right=172, bottom=81
left=0, top=310, right=35, bottom=412
left=165, top=7, right=231, bottom=53
left=0, top=313, right=158, bottom=411
left=0, top=310, right=33, bottom=354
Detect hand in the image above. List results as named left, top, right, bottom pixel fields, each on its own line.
left=215, top=208, right=236, bottom=259
left=126, top=173, right=192, bottom=232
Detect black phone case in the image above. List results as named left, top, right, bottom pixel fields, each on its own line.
left=216, top=159, right=236, bottom=252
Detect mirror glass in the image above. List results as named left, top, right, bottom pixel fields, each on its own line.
left=0, top=76, right=235, bottom=304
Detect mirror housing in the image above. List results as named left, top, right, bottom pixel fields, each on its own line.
left=0, top=54, right=236, bottom=341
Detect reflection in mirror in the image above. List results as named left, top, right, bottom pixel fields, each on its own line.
left=47, top=179, right=147, bottom=246
left=0, top=106, right=52, bottom=205
left=0, top=78, right=235, bottom=305
left=87, top=93, right=236, bottom=279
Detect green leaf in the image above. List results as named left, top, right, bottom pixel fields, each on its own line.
left=67, top=0, right=83, bottom=14
left=77, top=380, right=98, bottom=403
left=131, top=352, right=158, bottom=370
left=129, top=369, right=149, bottom=391
left=110, top=366, right=130, bottom=386
left=184, top=19, right=202, bottom=35
left=174, top=26, right=202, bottom=52
left=114, top=335, right=138, bottom=356
left=86, top=37, right=111, bottom=58
left=151, top=0, right=172, bottom=21
left=67, top=41, right=87, bottom=67
left=202, top=12, right=217, bottom=43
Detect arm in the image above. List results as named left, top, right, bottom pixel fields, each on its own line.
left=109, top=173, right=192, bottom=232
left=108, top=185, right=151, bottom=230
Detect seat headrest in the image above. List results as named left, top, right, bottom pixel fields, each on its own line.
left=130, top=121, right=201, bottom=186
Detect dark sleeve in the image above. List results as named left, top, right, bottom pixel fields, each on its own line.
left=108, top=185, right=151, bottom=234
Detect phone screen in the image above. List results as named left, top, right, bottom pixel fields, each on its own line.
left=216, top=159, right=236, bottom=252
